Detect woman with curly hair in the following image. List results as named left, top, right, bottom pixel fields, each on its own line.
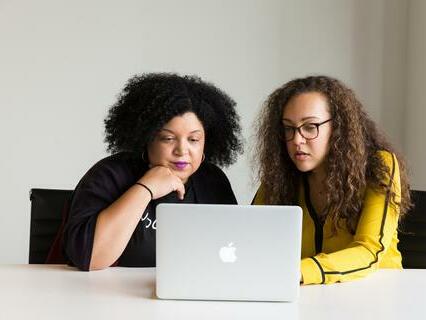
left=64, top=73, right=242, bottom=271
left=253, top=75, right=411, bottom=284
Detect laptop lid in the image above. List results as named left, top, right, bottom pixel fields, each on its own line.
left=156, top=204, right=302, bottom=302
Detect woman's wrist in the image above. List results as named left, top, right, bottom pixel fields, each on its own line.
left=135, top=182, right=153, bottom=200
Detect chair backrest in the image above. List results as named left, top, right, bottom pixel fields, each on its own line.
left=398, top=190, right=426, bottom=268
left=29, top=188, right=73, bottom=264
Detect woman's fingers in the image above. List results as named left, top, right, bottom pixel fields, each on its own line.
left=174, top=181, right=186, bottom=200
left=139, top=166, right=186, bottom=200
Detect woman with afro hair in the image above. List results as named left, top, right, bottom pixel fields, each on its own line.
left=64, top=73, right=242, bottom=271
left=253, top=75, right=411, bottom=285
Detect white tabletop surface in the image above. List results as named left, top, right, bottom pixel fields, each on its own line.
left=1, top=265, right=425, bottom=320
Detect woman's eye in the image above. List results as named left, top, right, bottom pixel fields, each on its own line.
left=189, top=138, right=199, bottom=142
left=303, top=124, right=317, bottom=132
left=160, top=137, right=175, bottom=142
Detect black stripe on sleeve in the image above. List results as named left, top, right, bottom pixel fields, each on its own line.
left=322, top=153, right=396, bottom=276
left=311, top=256, right=326, bottom=284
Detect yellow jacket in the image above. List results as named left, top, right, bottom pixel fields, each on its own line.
left=253, top=151, right=402, bottom=284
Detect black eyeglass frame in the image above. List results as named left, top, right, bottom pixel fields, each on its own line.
left=282, top=118, right=333, bottom=141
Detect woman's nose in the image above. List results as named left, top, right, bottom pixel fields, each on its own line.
left=292, top=129, right=306, bottom=145
left=174, top=140, right=189, bottom=155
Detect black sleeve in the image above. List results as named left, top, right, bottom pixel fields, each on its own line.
left=63, top=156, right=137, bottom=271
left=193, top=162, right=238, bottom=205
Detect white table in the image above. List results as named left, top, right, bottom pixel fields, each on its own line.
left=0, top=265, right=425, bottom=320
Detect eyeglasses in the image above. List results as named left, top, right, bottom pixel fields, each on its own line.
left=282, top=118, right=332, bottom=141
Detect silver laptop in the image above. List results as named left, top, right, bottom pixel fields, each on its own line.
left=156, top=204, right=302, bottom=302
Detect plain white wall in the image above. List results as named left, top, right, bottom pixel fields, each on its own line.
left=0, top=0, right=414, bottom=263
left=405, top=0, right=426, bottom=190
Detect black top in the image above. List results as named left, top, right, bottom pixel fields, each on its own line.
left=63, top=152, right=237, bottom=270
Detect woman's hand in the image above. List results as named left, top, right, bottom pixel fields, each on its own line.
left=138, top=166, right=186, bottom=200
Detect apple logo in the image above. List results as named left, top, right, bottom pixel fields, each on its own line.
left=219, top=242, right=237, bottom=263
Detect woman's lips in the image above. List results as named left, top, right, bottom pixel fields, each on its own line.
left=173, top=161, right=189, bottom=170
left=295, top=152, right=309, bottom=161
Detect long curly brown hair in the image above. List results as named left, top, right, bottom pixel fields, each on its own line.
left=255, top=75, right=411, bottom=234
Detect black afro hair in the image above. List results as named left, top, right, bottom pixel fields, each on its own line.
left=104, top=73, right=243, bottom=167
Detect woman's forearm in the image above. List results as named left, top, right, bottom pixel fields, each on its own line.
left=89, top=184, right=151, bottom=270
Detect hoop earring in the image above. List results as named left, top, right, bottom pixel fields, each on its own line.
left=142, top=151, right=148, bottom=163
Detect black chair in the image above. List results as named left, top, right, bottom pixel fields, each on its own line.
left=29, top=188, right=73, bottom=264
left=398, top=190, right=426, bottom=268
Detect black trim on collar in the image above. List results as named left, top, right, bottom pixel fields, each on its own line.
left=303, top=175, right=324, bottom=254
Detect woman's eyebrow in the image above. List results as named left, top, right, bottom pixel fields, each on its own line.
left=160, top=129, right=203, bottom=134
left=159, top=129, right=175, bottom=134
left=282, top=116, right=320, bottom=123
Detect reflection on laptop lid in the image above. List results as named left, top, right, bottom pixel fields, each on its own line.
left=156, top=204, right=302, bottom=302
